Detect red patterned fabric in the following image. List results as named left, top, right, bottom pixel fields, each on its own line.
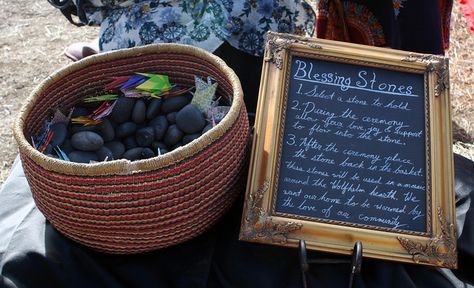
left=460, top=0, right=474, bottom=33
left=313, top=0, right=453, bottom=54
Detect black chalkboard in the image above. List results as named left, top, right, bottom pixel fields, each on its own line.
left=274, top=55, right=427, bottom=233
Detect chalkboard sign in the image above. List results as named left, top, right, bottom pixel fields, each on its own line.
left=240, top=32, right=457, bottom=269
left=275, top=56, right=427, bottom=233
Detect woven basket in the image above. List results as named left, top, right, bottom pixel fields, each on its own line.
left=13, top=44, right=249, bottom=254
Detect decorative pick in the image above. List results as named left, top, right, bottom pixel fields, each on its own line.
left=83, top=94, right=118, bottom=103
left=105, top=76, right=133, bottom=90
left=38, top=130, right=54, bottom=153
left=122, top=90, right=153, bottom=98
left=191, top=76, right=218, bottom=112
left=50, top=109, right=72, bottom=124
left=157, top=86, right=194, bottom=99
left=90, top=100, right=117, bottom=120
left=135, top=73, right=172, bottom=95
left=71, top=116, right=102, bottom=126
left=32, top=121, right=52, bottom=151
left=54, top=146, right=70, bottom=161
left=206, top=106, right=230, bottom=124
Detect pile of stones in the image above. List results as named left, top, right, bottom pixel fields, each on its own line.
left=44, top=93, right=218, bottom=163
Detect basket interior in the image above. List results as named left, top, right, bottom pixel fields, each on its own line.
left=24, top=52, right=234, bottom=142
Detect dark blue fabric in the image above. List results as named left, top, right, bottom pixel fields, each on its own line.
left=0, top=153, right=473, bottom=288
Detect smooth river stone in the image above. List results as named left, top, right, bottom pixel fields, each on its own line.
left=122, top=147, right=144, bottom=161
left=151, top=141, right=168, bottom=152
left=96, top=146, right=114, bottom=161
left=69, top=124, right=96, bottom=135
left=71, top=106, right=90, bottom=118
left=166, top=112, right=177, bottom=124
left=44, top=144, right=53, bottom=155
left=115, top=122, right=137, bottom=138
left=136, top=127, right=155, bottom=147
left=161, top=95, right=189, bottom=114
left=71, top=131, right=104, bottom=151
left=132, top=99, right=147, bottom=124
left=146, top=98, right=162, bottom=120
left=171, top=142, right=183, bottom=151
left=60, top=139, right=73, bottom=154
left=104, top=141, right=125, bottom=159
left=149, top=116, right=168, bottom=141
left=141, top=148, right=155, bottom=159
left=110, top=97, right=136, bottom=123
left=176, top=104, right=206, bottom=134
left=164, top=125, right=184, bottom=147
left=123, top=136, right=138, bottom=149
left=96, top=118, right=115, bottom=142
left=182, top=133, right=201, bottom=145
left=49, top=122, right=68, bottom=147
left=202, top=123, right=213, bottom=134
left=68, top=151, right=99, bottom=163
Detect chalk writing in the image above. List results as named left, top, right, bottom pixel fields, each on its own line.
left=275, top=56, right=427, bottom=232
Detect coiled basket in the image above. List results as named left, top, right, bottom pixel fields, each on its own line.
left=13, top=44, right=249, bottom=254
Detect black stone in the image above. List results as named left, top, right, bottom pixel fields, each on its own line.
left=182, top=133, right=201, bottom=145
left=71, top=106, right=90, bottom=118
left=136, top=127, right=155, bottom=147
left=132, top=99, right=147, bottom=124
left=141, top=148, right=155, bottom=159
left=110, top=96, right=136, bottom=123
left=164, top=125, right=184, bottom=147
left=104, top=141, right=125, bottom=159
left=157, top=147, right=169, bottom=155
left=152, top=141, right=169, bottom=155
left=71, top=131, right=104, bottom=151
left=122, top=147, right=144, bottom=161
left=49, top=122, right=68, bottom=147
left=171, top=142, right=183, bottom=151
left=60, top=139, right=74, bottom=154
left=68, top=151, right=99, bottom=163
left=123, top=136, right=138, bottom=149
left=44, top=144, right=53, bottom=155
left=151, top=141, right=168, bottom=151
left=176, top=104, right=206, bottom=134
left=202, top=123, right=213, bottom=134
left=166, top=112, right=177, bottom=124
left=69, top=124, right=96, bottom=135
left=115, top=122, right=137, bottom=138
left=146, top=98, right=163, bottom=120
left=96, top=146, right=114, bottom=161
left=96, top=118, right=115, bottom=142
left=161, top=95, right=190, bottom=114
left=149, top=116, right=168, bottom=141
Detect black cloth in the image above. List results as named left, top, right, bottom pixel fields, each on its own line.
left=0, top=153, right=473, bottom=288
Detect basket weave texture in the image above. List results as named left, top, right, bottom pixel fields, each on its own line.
left=13, top=44, right=249, bottom=254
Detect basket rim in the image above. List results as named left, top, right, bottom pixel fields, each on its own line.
left=13, top=43, right=246, bottom=176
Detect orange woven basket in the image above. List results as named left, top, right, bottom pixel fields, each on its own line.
left=13, top=44, right=249, bottom=254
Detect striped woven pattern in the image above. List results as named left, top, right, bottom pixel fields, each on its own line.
left=13, top=44, right=249, bottom=254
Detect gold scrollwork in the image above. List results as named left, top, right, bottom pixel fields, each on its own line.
left=240, top=179, right=302, bottom=244
left=264, top=32, right=322, bottom=70
left=402, top=53, right=449, bottom=97
left=397, top=207, right=457, bottom=269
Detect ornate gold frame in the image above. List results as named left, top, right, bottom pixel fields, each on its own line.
left=239, top=32, right=456, bottom=269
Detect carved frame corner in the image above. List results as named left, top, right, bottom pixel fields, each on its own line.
left=264, top=33, right=322, bottom=70
left=401, top=53, right=449, bottom=97
left=397, top=207, right=457, bottom=269
left=240, top=179, right=302, bottom=245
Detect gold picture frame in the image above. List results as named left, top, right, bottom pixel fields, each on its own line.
left=239, top=32, right=456, bottom=269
